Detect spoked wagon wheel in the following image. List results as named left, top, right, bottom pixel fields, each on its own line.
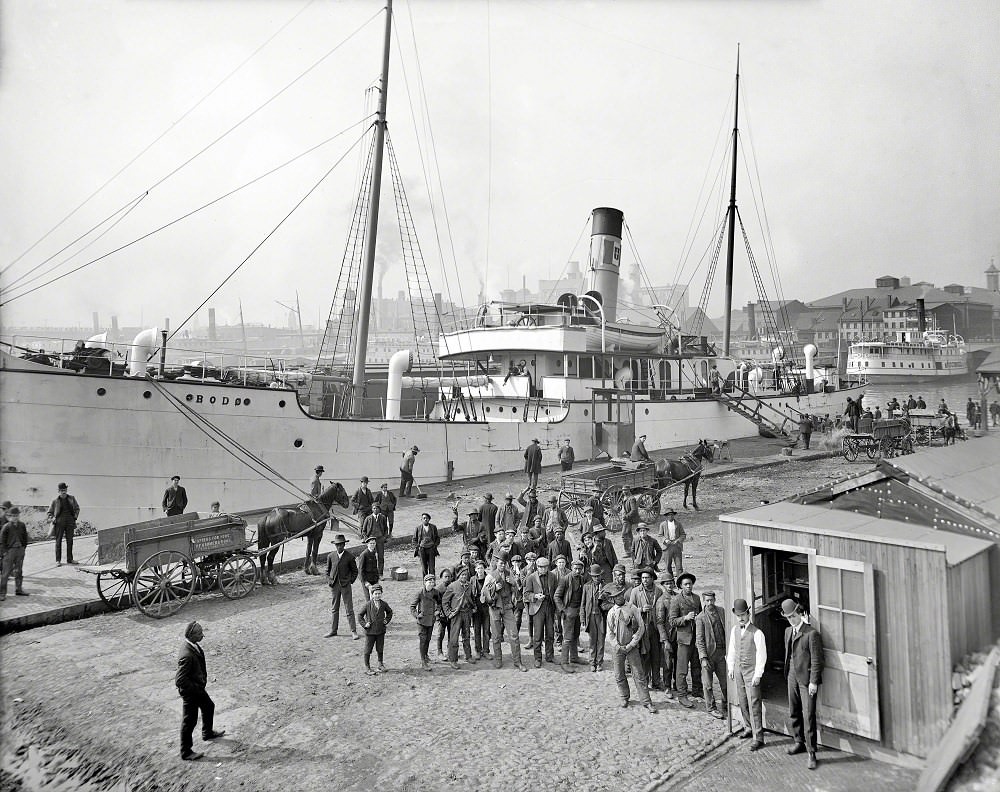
left=131, top=550, right=197, bottom=619
left=97, top=571, right=133, bottom=611
left=914, top=428, right=930, bottom=447
left=843, top=438, right=859, bottom=462
left=866, top=440, right=881, bottom=460
left=637, top=491, right=661, bottom=522
left=219, top=555, right=258, bottom=599
left=601, top=487, right=626, bottom=533
left=558, top=491, right=584, bottom=526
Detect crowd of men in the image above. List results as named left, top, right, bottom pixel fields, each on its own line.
left=318, top=487, right=825, bottom=770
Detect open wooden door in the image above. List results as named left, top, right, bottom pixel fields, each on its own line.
left=810, top=554, right=881, bottom=740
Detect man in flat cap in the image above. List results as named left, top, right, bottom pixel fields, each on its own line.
left=46, top=483, right=81, bottom=566
left=659, top=508, right=686, bottom=589
left=669, top=572, right=703, bottom=707
left=470, top=559, right=492, bottom=660
left=412, top=512, right=440, bottom=578
left=632, top=522, right=663, bottom=573
left=590, top=527, right=618, bottom=583
left=351, top=476, right=375, bottom=520
left=310, top=466, right=325, bottom=498
left=524, top=438, right=542, bottom=491
left=695, top=590, right=728, bottom=719
left=629, top=567, right=666, bottom=690
left=411, top=573, right=442, bottom=671
left=497, top=493, right=522, bottom=535
left=781, top=598, right=824, bottom=769
left=727, top=598, right=767, bottom=751
left=606, top=584, right=656, bottom=713
left=442, top=566, right=477, bottom=669
left=374, top=483, right=397, bottom=537
left=0, top=507, right=29, bottom=599
left=630, top=433, right=651, bottom=463
left=360, top=501, right=390, bottom=578
left=542, top=495, right=568, bottom=543
left=357, top=537, right=380, bottom=602
left=523, top=556, right=557, bottom=667
left=481, top=552, right=528, bottom=671
left=555, top=558, right=587, bottom=672
left=546, top=525, right=573, bottom=569
left=324, top=534, right=359, bottom=639
left=175, top=621, right=225, bottom=761
left=518, top=487, right=542, bottom=528
left=162, top=476, right=188, bottom=517
left=399, top=446, right=419, bottom=497
left=463, top=510, right=488, bottom=559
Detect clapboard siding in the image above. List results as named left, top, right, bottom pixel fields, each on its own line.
left=948, top=552, right=992, bottom=661
left=721, top=520, right=952, bottom=759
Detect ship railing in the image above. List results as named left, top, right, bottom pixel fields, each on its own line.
left=440, top=302, right=601, bottom=334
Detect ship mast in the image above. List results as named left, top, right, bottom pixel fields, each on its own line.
left=350, top=0, right=393, bottom=415
left=722, top=47, right=740, bottom=358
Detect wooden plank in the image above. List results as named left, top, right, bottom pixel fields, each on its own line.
left=916, top=647, right=1000, bottom=792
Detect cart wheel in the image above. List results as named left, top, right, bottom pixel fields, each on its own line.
left=915, top=429, right=930, bottom=447
left=131, top=550, right=196, bottom=618
left=219, top=555, right=257, bottom=599
left=601, top=487, right=625, bottom=533
left=843, top=438, right=859, bottom=462
left=97, top=571, right=133, bottom=611
left=638, top=492, right=661, bottom=522
left=558, top=491, right=583, bottom=526
left=866, top=440, right=881, bottom=460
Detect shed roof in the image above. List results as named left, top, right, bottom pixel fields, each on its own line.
left=722, top=502, right=993, bottom=565
left=877, top=436, right=1000, bottom=529
left=977, top=350, right=1000, bottom=375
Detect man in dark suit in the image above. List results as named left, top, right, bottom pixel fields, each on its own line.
left=162, top=475, right=188, bottom=516
left=554, top=558, right=586, bottom=672
left=47, top=482, right=80, bottom=565
left=694, top=590, right=728, bottom=719
left=324, top=534, right=359, bottom=639
left=581, top=563, right=607, bottom=672
left=523, top=556, right=557, bottom=667
left=669, top=572, right=703, bottom=707
left=523, top=439, right=542, bottom=490
left=350, top=476, right=375, bottom=520
left=175, top=621, right=225, bottom=760
left=781, top=598, right=824, bottom=770
left=478, top=493, right=499, bottom=543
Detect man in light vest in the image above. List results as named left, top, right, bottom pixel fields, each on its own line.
left=727, top=598, right=767, bottom=751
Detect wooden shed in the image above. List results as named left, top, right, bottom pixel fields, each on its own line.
left=720, top=501, right=995, bottom=765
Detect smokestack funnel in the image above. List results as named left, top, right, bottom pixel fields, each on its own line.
left=585, top=207, right=624, bottom=322
left=208, top=308, right=217, bottom=341
left=916, top=298, right=926, bottom=333
left=92, top=312, right=100, bottom=333
left=747, top=302, right=756, bottom=339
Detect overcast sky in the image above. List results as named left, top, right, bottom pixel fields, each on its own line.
left=1, top=0, right=997, bottom=334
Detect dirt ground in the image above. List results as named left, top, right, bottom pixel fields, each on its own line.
left=1, top=455, right=868, bottom=792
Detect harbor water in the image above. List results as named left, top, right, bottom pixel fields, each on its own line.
left=857, top=373, right=996, bottom=416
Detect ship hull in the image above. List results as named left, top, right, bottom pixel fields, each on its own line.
left=1, top=351, right=861, bottom=528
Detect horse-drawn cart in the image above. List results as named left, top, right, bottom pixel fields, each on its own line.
left=842, top=418, right=913, bottom=461
left=558, top=461, right=659, bottom=529
left=81, top=512, right=258, bottom=618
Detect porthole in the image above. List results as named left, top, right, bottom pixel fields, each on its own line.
left=644, top=408, right=650, bottom=415
left=499, top=406, right=504, bottom=413
left=512, top=407, right=518, bottom=414
left=293, top=438, right=303, bottom=448
left=486, top=406, right=491, bottom=413
left=97, top=388, right=106, bottom=396
left=583, top=409, right=589, bottom=417
left=279, top=400, right=286, bottom=408
left=143, top=391, right=152, bottom=399
left=186, top=394, right=194, bottom=402
left=244, top=398, right=251, bottom=406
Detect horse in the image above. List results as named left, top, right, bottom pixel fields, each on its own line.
left=654, top=439, right=714, bottom=511
left=256, top=482, right=350, bottom=583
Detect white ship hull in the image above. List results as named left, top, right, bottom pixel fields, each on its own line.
left=846, top=338, right=968, bottom=382
left=1, top=350, right=860, bottom=529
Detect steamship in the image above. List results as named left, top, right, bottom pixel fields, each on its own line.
left=0, top=6, right=864, bottom=529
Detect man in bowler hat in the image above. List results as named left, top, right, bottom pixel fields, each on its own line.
left=726, top=598, right=767, bottom=751
left=324, top=534, right=359, bottom=639
left=781, top=598, right=824, bottom=769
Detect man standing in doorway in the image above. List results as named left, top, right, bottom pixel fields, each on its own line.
left=782, top=598, right=824, bottom=770
left=47, top=482, right=80, bottom=565
left=727, top=598, right=767, bottom=751
left=399, top=446, right=419, bottom=497
left=558, top=439, right=576, bottom=471
left=162, top=476, right=188, bottom=517
left=524, top=438, right=543, bottom=491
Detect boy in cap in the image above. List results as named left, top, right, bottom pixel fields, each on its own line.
left=523, top=556, right=557, bottom=667
left=606, top=585, right=656, bottom=713
left=434, top=568, right=454, bottom=661
left=727, top=598, right=767, bottom=751
left=411, top=574, right=441, bottom=670
left=547, top=526, right=573, bottom=568
left=471, top=559, right=492, bottom=660
left=0, top=507, right=29, bottom=599
left=463, top=510, right=488, bottom=559
left=412, top=512, right=440, bottom=578
left=374, top=483, right=397, bottom=537
left=357, top=537, right=381, bottom=602
left=359, top=584, right=393, bottom=675
left=360, top=502, right=389, bottom=578
left=324, top=534, right=360, bottom=639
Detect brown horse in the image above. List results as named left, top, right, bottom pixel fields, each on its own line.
left=257, top=482, right=350, bottom=583
left=655, top=439, right=713, bottom=511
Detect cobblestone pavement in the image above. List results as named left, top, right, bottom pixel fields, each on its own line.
left=2, top=450, right=878, bottom=791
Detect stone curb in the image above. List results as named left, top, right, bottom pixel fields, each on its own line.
left=643, top=731, right=737, bottom=792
